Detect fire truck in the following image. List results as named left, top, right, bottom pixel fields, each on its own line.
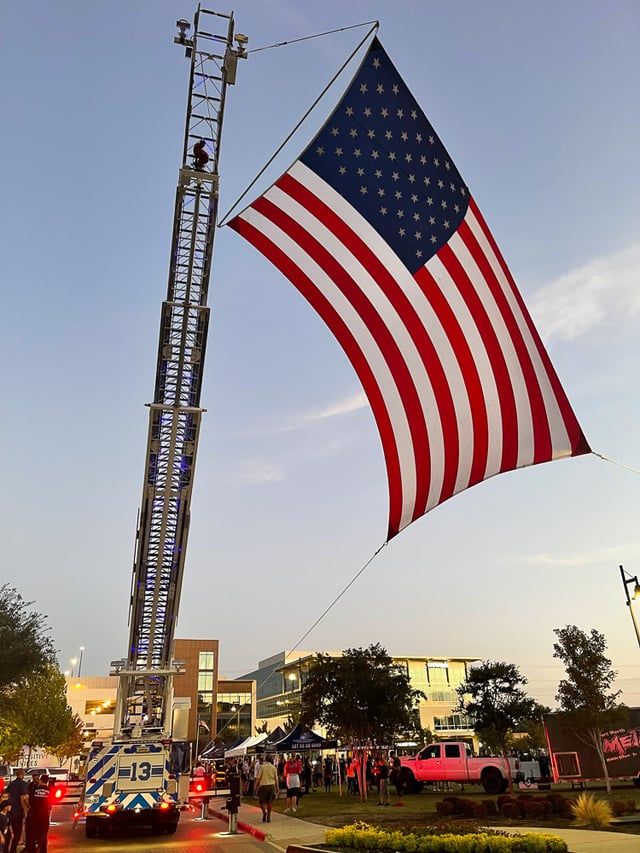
left=76, top=9, right=247, bottom=838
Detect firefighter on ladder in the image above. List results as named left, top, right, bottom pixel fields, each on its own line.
left=192, top=139, right=209, bottom=170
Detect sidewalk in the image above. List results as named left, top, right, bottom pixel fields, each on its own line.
left=209, top=800, right=640, bottom=853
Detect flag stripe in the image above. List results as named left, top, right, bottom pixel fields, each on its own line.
left=231, top=206, right=409, bottom=534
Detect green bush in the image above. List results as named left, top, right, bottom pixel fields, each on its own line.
left=325, top=821, right=568, bottom=852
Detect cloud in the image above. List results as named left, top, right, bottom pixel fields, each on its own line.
left=303, top=392, right=368, bottom=422
left=236, top=460, right=285, bottom=484
left=522, top=542, right=640, bottom=568
left=529, top=243, right=640, bottom=342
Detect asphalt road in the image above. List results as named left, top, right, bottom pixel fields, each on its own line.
left=46, top=804, right=269, bottom=853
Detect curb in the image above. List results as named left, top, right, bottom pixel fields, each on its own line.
left=207, top=806, right=267, bottom=842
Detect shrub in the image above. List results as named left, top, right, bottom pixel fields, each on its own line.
left=571, top=792, right=613, bottom=828
left=436, top=800, right=455, bottom=816
left=497, top=794, right=516, bottom=808
left=324, top=822, right=568, bottom=852
left=523, top=800, right=546, bottom=820
left=502, top=801, right=520, bottom=819
left=472, top=802, right=487, bottom=819
left=482, top=798, right=498, bottom=816
left=611, top=798, right=635, bottom=816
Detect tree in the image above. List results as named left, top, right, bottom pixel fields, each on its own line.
left=0, top=585, right=56, bottom=697
left=48, top=713, right=85, bottom=766
left=456, top=660, right=537, bottom=793
left=5, top=664, right=75, bottom=763
left=553, top=625, right=626, bottom=793
left=300, top=644, right=424, bottom=746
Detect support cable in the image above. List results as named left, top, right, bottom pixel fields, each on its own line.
left=219, top=21, right=379, bottom=226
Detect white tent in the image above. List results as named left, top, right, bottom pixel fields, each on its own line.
left=224, top=733, right=267, bottom=758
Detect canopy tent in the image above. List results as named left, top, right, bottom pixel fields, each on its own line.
left=266, top=723, right=337, bottom=752
left=224, top=733, right=268, bottom=758
left=199, top=740, right=227, bottom=760
left=256, top=726, right=287, bottom=752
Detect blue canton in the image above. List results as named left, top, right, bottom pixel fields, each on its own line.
left=300, top=39, right=469, bottom=276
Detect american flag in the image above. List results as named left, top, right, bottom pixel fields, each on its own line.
left=229, top=38, right=590, bottom=539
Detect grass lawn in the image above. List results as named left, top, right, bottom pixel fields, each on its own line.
left=265, top=782, right=640, bottom=835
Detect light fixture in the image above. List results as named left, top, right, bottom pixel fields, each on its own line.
left=620, top=565, right=640, bottom=649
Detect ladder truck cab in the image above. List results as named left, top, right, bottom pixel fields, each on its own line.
left=77, top=9, right=247, bottom=838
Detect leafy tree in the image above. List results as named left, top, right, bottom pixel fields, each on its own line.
left=5, top=664, right=74, bottom=763
left=300, top=643, right=424, bottom=746
left=0, top=585, right=56, bottom=697
left=516, top=702, right=551, bottom=754
left=47, top=713, right=85, bottom=765
left=553, top=625, right=626, bottom=793
left=456, top=660, right=537, bottom=793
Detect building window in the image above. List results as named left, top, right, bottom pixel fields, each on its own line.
left=199, top=651, right=214, bottom=670
left=198, top=672, right=213, bottom=692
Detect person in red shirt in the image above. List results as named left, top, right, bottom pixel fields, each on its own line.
left=283, top=755, right=302, bottom=813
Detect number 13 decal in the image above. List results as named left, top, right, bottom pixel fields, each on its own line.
left=130, top=761, right=152, bottom=781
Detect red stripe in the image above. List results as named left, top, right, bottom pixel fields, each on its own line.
left=461, top=204, right=551, bottom=463
left=278, top=173, right=460, bottom=523
left=469, top=199, right=591, bottom=457
left=437, top=241, right=519, bottom=473
left=414, top=265, right=489, bottom=496
left=228, top=212, right=405, bottom=538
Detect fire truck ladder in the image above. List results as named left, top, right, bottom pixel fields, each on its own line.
left=111, top=8, right=247, bottom=740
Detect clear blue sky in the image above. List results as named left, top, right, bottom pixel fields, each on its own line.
left=2, top=1, right=639, bottom=709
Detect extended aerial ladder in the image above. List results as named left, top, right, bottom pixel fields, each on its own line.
left=79, top=9, right=247, bottom=836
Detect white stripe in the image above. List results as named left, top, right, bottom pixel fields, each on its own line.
left=239, top=201, right=418, bottom=531
left=466, top=207, right=572, bottom=456
left=448, top=225, right=535, bottom=468
left=285, top=163, right=450, bottom=514
left=425, top=251, right=505, bottom=481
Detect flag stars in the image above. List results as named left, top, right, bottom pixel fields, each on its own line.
left=349, top=128, right=358, bottom=138
left=338, top=166, right=346, bottom=175
left=374, top=169, right=383, bottom=178
left=381, top=107, right=389, bottom=118
left=413, top=213, right=420, bottom=222
left=411, top=110, right=418, bottom=119
left=335, top=147, right=343, bottom=156
left=426, top=196, right=433, bottom=206
left=357, top=167, right=365, bottom=176
left=438, top=180, right=444, bottom=189
left=397, top=209, right=405, bottom=218
left=434, top=158, right=440, bottom=167
left=360, top=83, right=368, bottom=94
left=360, top=186, right=368, bottom=195
left=441, top=200, right=447, bottom=209
left=377, top=83, right=384, bottom=94
left=395, top=190, right=402, bottom=200
left=405, top=153, right=412, bottom=163
left=385, top=130, right=393, bottom=140
left=399, top=227, right=406, bottom=236
left=416, top=133, right=423, bottom=143
left=388, top=151, right=396, bottom=161
left=411, top=193, right=418, bottom=203
left=346, top=106, right=354, bottom=116
left=331, top=127, right=339, bottom=137
left=372, top=57, right=380, bottom=68
left=378, top=188, right=385, bottom=196
left=397, top=109, right=404, bottom=119
left=316, top=146, right=325, bottom=156
left=408, top=174, right=416, bottom=184
left=401, top=131, right=408, bottom=141
left=368, top=129, right=376, bottom=139
left=414, top=230, right=422, bottom=239
left=363, top=107, right=372, bottom=117
left=354, top=148, right=362, bottom=158
left=380, top=206, right=387, bottom=215
left=392, top=84, right=399, bottom=95
left=392, top=171, right=400, bottom=181
left=429, top=216, right=435, bottom=225
left=371, top=150, right=380, bottom=159
left=443, top=220, right=450, bottom=229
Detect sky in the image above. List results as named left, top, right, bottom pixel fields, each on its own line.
left=1, top=1, right=639, bottom=710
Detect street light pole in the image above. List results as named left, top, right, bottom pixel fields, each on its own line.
left=620, top=565, right=640, bottom=649
left=78, top=646, right=85, bottom=678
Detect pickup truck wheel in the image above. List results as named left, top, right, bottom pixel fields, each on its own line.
left=481, top=769, right=503, bottom=795
left=398, top=768, right=422, bottom=795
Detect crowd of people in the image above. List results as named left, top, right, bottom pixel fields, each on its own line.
left=0, top=769, right=53, bottom=853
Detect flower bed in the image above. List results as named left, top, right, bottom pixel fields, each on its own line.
left=324, top=821, right=568, bottom=852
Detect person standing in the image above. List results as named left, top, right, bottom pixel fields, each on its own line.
left=283, top=754, right=302, bottom=813
left=377, top=757, right=390, bottom=806
left=256, top=755, right=278, bottom=823
left=25, top=774, right=51, bottom=853
left=323, top=756, right=333, bottom=793
left=4, top=769, right=29, bottom=853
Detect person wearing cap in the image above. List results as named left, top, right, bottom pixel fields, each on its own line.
left=22, top=772, right=40, bottom=853
left=25, top=773, right=50, bottom=853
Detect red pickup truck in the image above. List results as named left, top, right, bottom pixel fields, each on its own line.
left=398, top=742, right=538, bottom=794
